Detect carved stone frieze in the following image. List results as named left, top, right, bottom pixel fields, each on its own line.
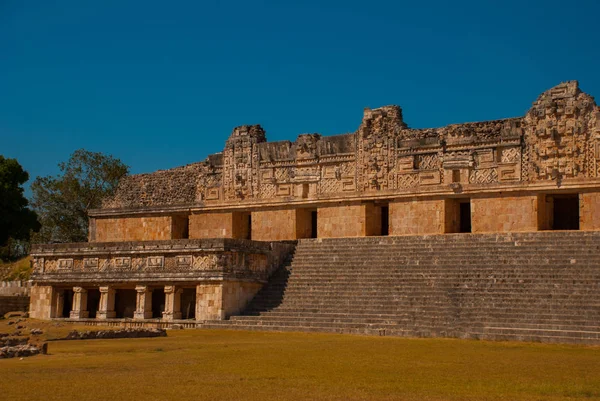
left=99, top=81, right=599, bottom=211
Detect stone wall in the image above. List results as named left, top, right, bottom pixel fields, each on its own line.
left=581, top=192, right=600, bottom=230
left=389, top=199, right=445, bottom=235
left=251, top=209, right=312, bottom=241
left=471, top=195, right=539, bottom=233
left=0, top=296, right=29, bottom=316
left=194, top=281, right=263, bottom=321
left=222, top=281, right=263, bottom=318
left=190, top=212, right=232, bottom=239
left=29, top=285, right=52, bottom=319
left=95, top=216, right=173, bottom=242
left=0, top=281, right=31, bottom=297
left=196, top=283, right=223, bottom=320
left=189, top=212, right=250, bottom=239
left=318, top=205, right=366, bottom=238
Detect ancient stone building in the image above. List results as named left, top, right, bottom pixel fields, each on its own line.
left=28, top=82, right=600, bottom=342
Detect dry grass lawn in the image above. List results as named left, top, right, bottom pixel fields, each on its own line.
left=0, top=256, right=31, bottom=281
left=0, top=328, right=599, bottom=401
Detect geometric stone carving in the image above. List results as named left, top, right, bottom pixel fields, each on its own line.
left=114, top=257, right=131, bottom=269
left=57, top=258, right=73, bottom=270
left=175, top=255, right=193, bottom=268
left=146, top=256, right=164, bottom=269
left=83, top=258, right=98, bottom=269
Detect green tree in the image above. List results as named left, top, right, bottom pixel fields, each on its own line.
left=0, top=156, right=40, bottom=260
left=31, top=149, right=129, bottom=243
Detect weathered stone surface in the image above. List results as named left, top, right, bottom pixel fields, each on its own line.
left=0, top=344, right=41, bottom=358
left=95, top=81, right=600, bottom=213
left=65, top=328, right=166, bottom=340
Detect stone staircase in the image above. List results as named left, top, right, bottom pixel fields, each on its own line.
left=202, top=232, right=600, bottom=344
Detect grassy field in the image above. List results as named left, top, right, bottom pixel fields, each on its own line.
left=0, top=328, right=598, bottom=401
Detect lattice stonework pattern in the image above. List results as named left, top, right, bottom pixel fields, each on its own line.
left=416, top=153, right=439, bottom=170
left=501, top=147, right=521, bottom=163
left=274, top=167, right=290, bottom=182
left=259, top=183, right=276, bottom=199
left=469, top=168, right=498, bottom=184
left=319, top=178, right=341, bottom=194
left=397, top=173, right=419, bottom=188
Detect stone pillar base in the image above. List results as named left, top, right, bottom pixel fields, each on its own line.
left=70, top=310, right=89, bottom=319
left=134, top=311, right=153, bottom=320
left=162, top=311, right=182, bottom=321
left=97, top=311, right=116, bottom=319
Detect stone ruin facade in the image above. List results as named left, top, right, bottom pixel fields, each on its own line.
left=29, top=81, right=600, bottom=324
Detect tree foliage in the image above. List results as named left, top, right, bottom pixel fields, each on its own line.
left=31, top=149, right=129, bottom=243
left=0, top=156, right=40, bottom=260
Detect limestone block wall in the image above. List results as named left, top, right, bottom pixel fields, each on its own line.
left=390, top=199, right=445, bottom=235
left=318, top=204, right=366, bottom=238
left=95, top=216, right=173, bottom=242
left=471, top=195, right=539, bottom=233
left=251, top=208, right=312, bottom=241
left=196, top=283, right=223, bottom=320
left=581, top=192, right=600, bottom=230
left=190, top=212, right=234, bottom=239
left=222, top=281, right=263, bottom=318
left=189, top=212, right=250, bottom=239
left=29, top=285, right=53, bottom=319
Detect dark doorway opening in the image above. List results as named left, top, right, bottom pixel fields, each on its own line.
left=114, top=289, right=136, bottom=318
left=181, top=288, right=196, bottom=319
left=86, top=289, right=100, bottom=319
left=381, top=205, right=389, bottom=236
left=152, top=288, right=166, bottom=318
left=310, top=211, right=318, bottom=238
left=459, top=201, right=472, bottom=233
left=552, top=195, right=579, bottom=230
left=61, top=289, right=73, bottom=318
left=172, top=215, right=189, bottom=239
left=247, top=213, right=252, bottom=240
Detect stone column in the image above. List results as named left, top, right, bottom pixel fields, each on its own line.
left=70, top=287, right=89, bottom=319
left=134, top=285, right=152, bottom=319
left=162, top=286, right=183, bottom=321
left=97, top=286, right=116, bottom=319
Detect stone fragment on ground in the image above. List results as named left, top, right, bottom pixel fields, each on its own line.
left=0, top=344, right=41, bottom=358
left=4, top=311, right=28, bottom=319
left=65, top=328, right=167, bottom=340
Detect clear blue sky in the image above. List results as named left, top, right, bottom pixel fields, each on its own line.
left=2, top=0, right=599, bottom=194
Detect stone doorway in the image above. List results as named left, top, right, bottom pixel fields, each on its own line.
left=459, top=201, right=472, bottom=233
left=310, top=210, right=318, bottom=238
left=380, top=205, right=389, bottom=236
left=181, top=288, right=196, bottom=319
left=61, top=289, right=73, bottom=318
left=151, top=288, right=166, bottom=318
left=86, top=289, right=101, bottom=318
left=114, top=289, right=136, bottom=318
left=552, top=194, right=580, bottom=230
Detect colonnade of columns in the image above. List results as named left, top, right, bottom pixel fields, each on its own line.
left=58, top=284, right=191, bottom=321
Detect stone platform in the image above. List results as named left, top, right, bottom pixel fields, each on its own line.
left=203, top=231, right=600, bottom=344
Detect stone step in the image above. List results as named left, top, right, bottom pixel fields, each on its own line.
left=243, top=310, right=600, bottom=324
left=220, top=232, right=600, bottom=344
left=229, top=315, right=600, bottom=332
